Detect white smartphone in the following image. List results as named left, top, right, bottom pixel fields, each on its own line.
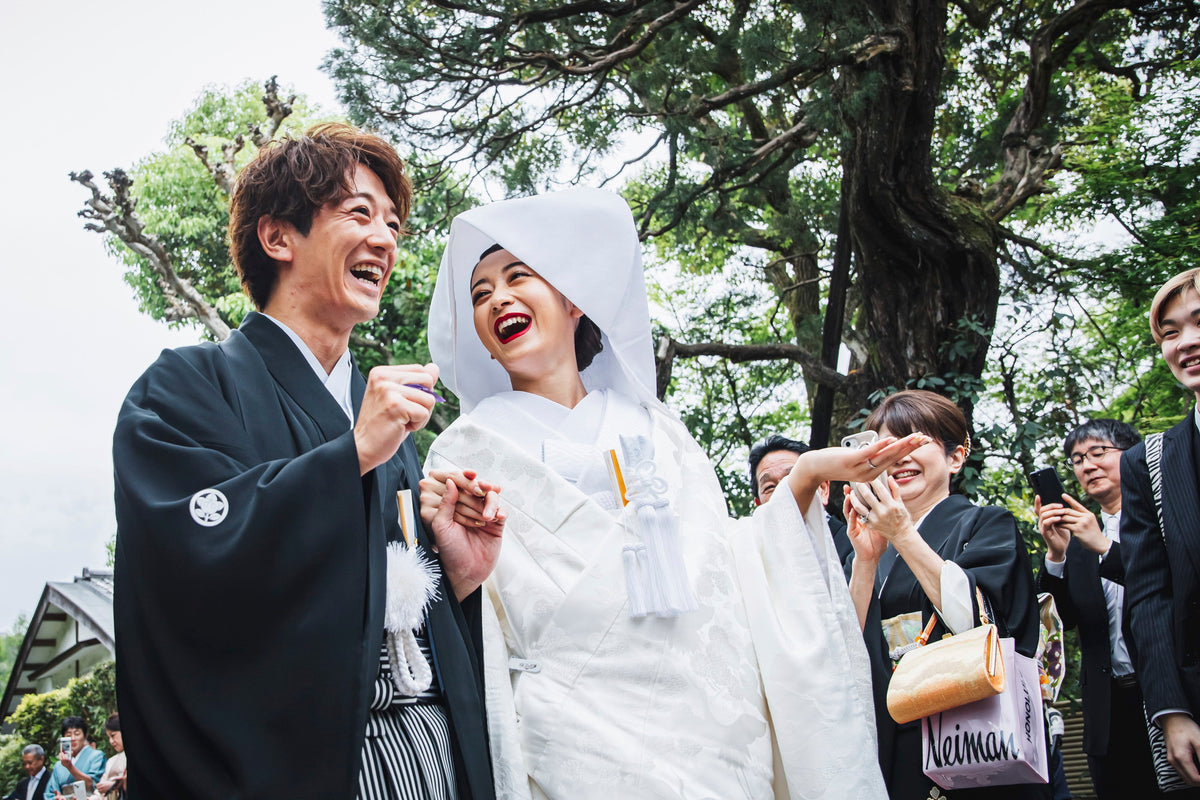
left=841, top=430, right=878, bottom=450
left=843, top=430, right=881, bottom=507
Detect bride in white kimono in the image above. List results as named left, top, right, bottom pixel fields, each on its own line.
left=420, top=188, right=926, bottom=800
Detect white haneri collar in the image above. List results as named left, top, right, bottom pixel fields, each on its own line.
left=263, top=313, right=355, bottom=422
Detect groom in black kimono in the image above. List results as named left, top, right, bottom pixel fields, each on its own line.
left=113, top=123, right=497, bottom=799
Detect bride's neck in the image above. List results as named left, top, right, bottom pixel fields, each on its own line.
left=510, top=368, right=588, bottom=409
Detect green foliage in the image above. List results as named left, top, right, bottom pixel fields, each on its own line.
left=320, top=0, right=1200, bottom=475
left=7, top=686, right=68, bottom=756
left=7, top=661, right=118, bottom=759
left=0, top=614, right=28, bottom=697
left=651, top=259, right=810, bottom=515
left=0, top=734, right=24, bottom=793
left=112, top=80, right=338, bottom=336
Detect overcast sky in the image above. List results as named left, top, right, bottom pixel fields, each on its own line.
left=0, top=0, right=345, bottom=631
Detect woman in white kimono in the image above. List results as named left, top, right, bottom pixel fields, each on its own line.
left=419, top=187, right=927, bottom=800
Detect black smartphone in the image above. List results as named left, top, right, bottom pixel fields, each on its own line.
left=1028, top=467, right=1068, bottom=506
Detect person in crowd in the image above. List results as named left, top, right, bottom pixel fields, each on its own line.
left=843, top=389, right=1049, bottom=799
left=112, top=123, right=497, bottom=798
left=1035, top=419, right=1160, bottom=797
left=749, top=434, right=849, bottom=557
left=419, top=187, right=928, bottom=798
left=1121, top=267, right=1200, bottom=790
left=45, top=717, right=104, bottom=798
left=2, top=745, right=48, bottom=800
left=88, top=714, right=125, bottom=800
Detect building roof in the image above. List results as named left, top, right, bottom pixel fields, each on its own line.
left=1, top=568, right=115, bottom=724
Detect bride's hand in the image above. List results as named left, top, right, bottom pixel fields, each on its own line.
left=419, top=469, right=503, bottom=531
left=423, top=475, right=505, bottom=601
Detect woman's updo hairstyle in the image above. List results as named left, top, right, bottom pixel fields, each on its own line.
left=477, top=243, right=605, bottom=372
left=864, top=389, right=971, bottom=459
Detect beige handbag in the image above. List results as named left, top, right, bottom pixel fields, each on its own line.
left=886, top=594, right=1007, bottom=725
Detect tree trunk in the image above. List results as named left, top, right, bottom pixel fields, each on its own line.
left=840, top=0, right=1000, bottom=425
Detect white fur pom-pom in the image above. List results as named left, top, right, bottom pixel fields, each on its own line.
left=385, top=541, right=440, bottom=634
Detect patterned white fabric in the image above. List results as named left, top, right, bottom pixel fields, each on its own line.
left=428, top=405, right=887, bottom=800
left=428, top=186, right=884, bottom=798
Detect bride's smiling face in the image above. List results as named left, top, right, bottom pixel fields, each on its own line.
left=470, top=247, right=583, bottom=380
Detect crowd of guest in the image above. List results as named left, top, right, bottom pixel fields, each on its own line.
left=2, top=714, right=124, bottom=800
left=745, top=268, right=1200, bottom=798
left=47, top=123, right=1198, bottom=798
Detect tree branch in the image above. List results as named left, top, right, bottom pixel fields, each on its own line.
left=351, top=331, right=396, bottom=364
left=249, top=75, right=297, bottom=147
left=987, top=0, right=1152, bottom=219
left=185, top=134, right=243, bottom=195
left=665, top=336, right=847, bottom=389
left=71, top=169, right=231, bottom=340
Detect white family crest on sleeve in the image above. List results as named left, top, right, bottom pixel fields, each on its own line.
left=189, top=488, right=229, bottom=527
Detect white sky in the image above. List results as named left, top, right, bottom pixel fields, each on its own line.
left=0, top=0, right=344, bottom=631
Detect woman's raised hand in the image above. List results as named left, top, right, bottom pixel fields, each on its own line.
left=843, top=484, right=889, bottom=564
left=784, top=432, right=929, bottom=510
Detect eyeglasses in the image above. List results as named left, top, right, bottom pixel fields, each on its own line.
left=1065, top=445, right=1124, bottom=468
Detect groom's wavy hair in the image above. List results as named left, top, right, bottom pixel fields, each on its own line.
left=478, top=243, right=604, bottom=371
left=229, top=122, right=412, bottom=310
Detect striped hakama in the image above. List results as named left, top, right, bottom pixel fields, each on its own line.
left=357, top=628, right=458, bottom=800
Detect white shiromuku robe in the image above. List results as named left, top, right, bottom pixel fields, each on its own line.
left=427, top=389, right=887, bottom=800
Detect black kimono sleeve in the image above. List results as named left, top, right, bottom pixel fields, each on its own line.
left=945, top=504, right=1043, bottom=658
left=114, top=345, right=376, bottom=798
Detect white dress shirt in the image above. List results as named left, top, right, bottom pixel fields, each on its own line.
left=1043, top=509, right=1133, bottom=676
left=25, top=768, right=46, bottom=800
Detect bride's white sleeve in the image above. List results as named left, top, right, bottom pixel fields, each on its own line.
left=728, top=495, right=888, bottom=799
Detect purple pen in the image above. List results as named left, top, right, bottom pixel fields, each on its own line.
left=404, top=383, right=447, bottom=403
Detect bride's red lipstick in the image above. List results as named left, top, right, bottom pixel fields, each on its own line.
left=494, top=312, right=531, bottom=344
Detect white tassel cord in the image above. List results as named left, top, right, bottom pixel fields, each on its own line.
left=622, top=544, right=651, bottom=618
left=385, top=541, right=440, bottom=696
left=638, top=501, right=697, bottom=615
left=387, top=626, right=433, bottom=697
left=619, top=434, right=698, bottom=618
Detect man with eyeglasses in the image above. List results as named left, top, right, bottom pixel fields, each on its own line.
left=1035, top=418, right=1155, bottom=797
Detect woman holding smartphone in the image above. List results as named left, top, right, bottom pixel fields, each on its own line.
left=844, top=389, right=1048, bottom=800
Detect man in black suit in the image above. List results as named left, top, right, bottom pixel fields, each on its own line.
left=1121, top=267, right=1200, bottom=790
left=2, top=745, right=49, bottom=800
left=1036, top=418, right=1155, bottom=797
